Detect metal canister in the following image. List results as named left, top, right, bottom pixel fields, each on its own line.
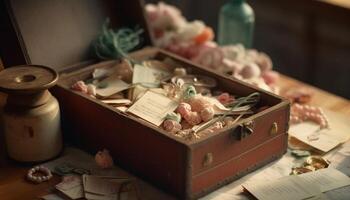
left=0, top=65, right=62, bottom=162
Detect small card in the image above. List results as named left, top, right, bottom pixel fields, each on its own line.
left=40, top=194, right=66, bottom=200
left=243, top=168, right=350, bottom=200
left=290, top=122, right=340, bottom=153
left=127, top=91, right=178, bottom=126
left=55, top=176, right=84, bottom=200
left=83, top=175, right=130, bottom=200
left=96, top=75, right=130, bottom=97
left=132, top=64, right=169, bottom=87
left=56, top=175, right=82, bottom=191
left=289, top=110, right=350, bottom=153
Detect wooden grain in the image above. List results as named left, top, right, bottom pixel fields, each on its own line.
left=0, top=60, right=349, bottom=199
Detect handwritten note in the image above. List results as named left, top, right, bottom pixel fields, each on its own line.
left=243, top=168, right=350, bottom=200
left=127, top=91, right=178, bottom=126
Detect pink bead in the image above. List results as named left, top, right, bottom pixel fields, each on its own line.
left=181, top=120, right=193, bottom=130
left=217, top=93, right=235, bottom=105
left=184, top=112, right=202, bottom=125
left=200, top=107, right=214, bottom=122
left=95, top=149, right=114, bottom=169
left=163, top=120, right=182, bottom=133
left=71, top=81, right=88, bottom=93
left=262, top=71, right=279, bottom=85
left=176, top=102, right=192, bottom=117
left=187, top=97, right=212, bottom=112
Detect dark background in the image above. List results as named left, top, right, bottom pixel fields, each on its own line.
left=146, top=0, right=350, bottom=99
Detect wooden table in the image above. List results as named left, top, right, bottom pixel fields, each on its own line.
left=0, top=74, right=349, bottom=200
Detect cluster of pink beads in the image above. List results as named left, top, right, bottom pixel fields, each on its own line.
left=291, top=104, right=329, bottom=129
left=71, top=81, right=96, bottom=96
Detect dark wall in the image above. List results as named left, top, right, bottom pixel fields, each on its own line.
left=145, top=0, right=350, bottom=99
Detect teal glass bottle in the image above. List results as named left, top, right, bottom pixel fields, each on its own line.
left=218, top=0, right=255, bottom=48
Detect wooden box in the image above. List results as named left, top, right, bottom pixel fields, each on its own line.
left=0, top=0, right=290, bottom=199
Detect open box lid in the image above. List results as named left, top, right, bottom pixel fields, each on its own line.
left=0, top=0, right=152, bottom=72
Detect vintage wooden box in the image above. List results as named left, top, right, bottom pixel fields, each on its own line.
left=0, top=0, right=290, bottom=199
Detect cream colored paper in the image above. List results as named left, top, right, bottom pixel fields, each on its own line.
left=299, top=168, right=350, bottom=192
left=243, top=175, right=321, bottom=200
left=96, top=75, right=130, bottom=97
left=243, top=168, right=350, bottom=200
left=132, top=64, right=169, bottom=87
left=127, top=91, right=178, bottom=126
left=289, top=110, right=350, bottom=153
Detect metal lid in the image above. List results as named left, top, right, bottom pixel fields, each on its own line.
left=0, top=65, right=58, bottom=94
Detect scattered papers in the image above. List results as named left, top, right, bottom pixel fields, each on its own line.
left=83, top=175, right=130, bottom=200
left=40, top=193, right=66, bottom=200
left=55, top=176, right=84, bottom=199
left=289, top=110, right=350, bottom=153
left=96, top=75, right=130, bottom=97
left=132, top=64, right=170, bottom=87
left=127, top=91, right=178, bottom=126
left=289, top=122, right=340, bottom=153
left=243, top=168, right=350, bottom=200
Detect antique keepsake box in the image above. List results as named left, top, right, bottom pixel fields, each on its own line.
left=0, top=0, right=290, bottom=199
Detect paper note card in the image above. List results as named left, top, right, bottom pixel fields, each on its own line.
left=243, top=175, right=321, bottom=200
left=290, top=122, right=341, bottom=153
left=243, top=168, right=350, bottom=200
left=55, top=176, right=84, bottom=199
left=132, top=64, right=169, bottom=87
left=96, top=75, right=130, bottom=97
left=127, top=91, right=178, bottom=126
left=289, top=110, right=350, bottom=153
left=299, top=168, right=350, bottom=192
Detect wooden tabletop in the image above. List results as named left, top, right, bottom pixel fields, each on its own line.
left=0, top=73, right=349, bottom=200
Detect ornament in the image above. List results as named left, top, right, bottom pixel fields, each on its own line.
left=95, top=149, right=114, bottom=169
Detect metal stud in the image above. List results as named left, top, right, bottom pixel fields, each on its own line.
left=270, top=122, right=278, bottom=135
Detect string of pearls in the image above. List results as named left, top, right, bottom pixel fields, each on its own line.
left=27, top=166, right=53, bottom=183
left=290, top=104, right=329, bottom=129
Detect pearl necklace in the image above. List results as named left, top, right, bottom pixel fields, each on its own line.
left=290, top=104, right=329, bottom=129
left=27, top=166, right=53, bottom=183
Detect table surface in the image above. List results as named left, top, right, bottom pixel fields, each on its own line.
left=0, top=74, right=349, bottom=200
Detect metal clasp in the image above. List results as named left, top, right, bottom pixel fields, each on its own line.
left=203, top=153, right=213, bottom=167
left=270, top=122, right=278, bottom=135
left=238, top=121, right=254, bottom=140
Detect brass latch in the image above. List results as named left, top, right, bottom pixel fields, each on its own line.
left=203, top=153, right=213, bottom=167
left=270, top=122, right=278, bottom=135
left=238, top=121, right=254, bottom=140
